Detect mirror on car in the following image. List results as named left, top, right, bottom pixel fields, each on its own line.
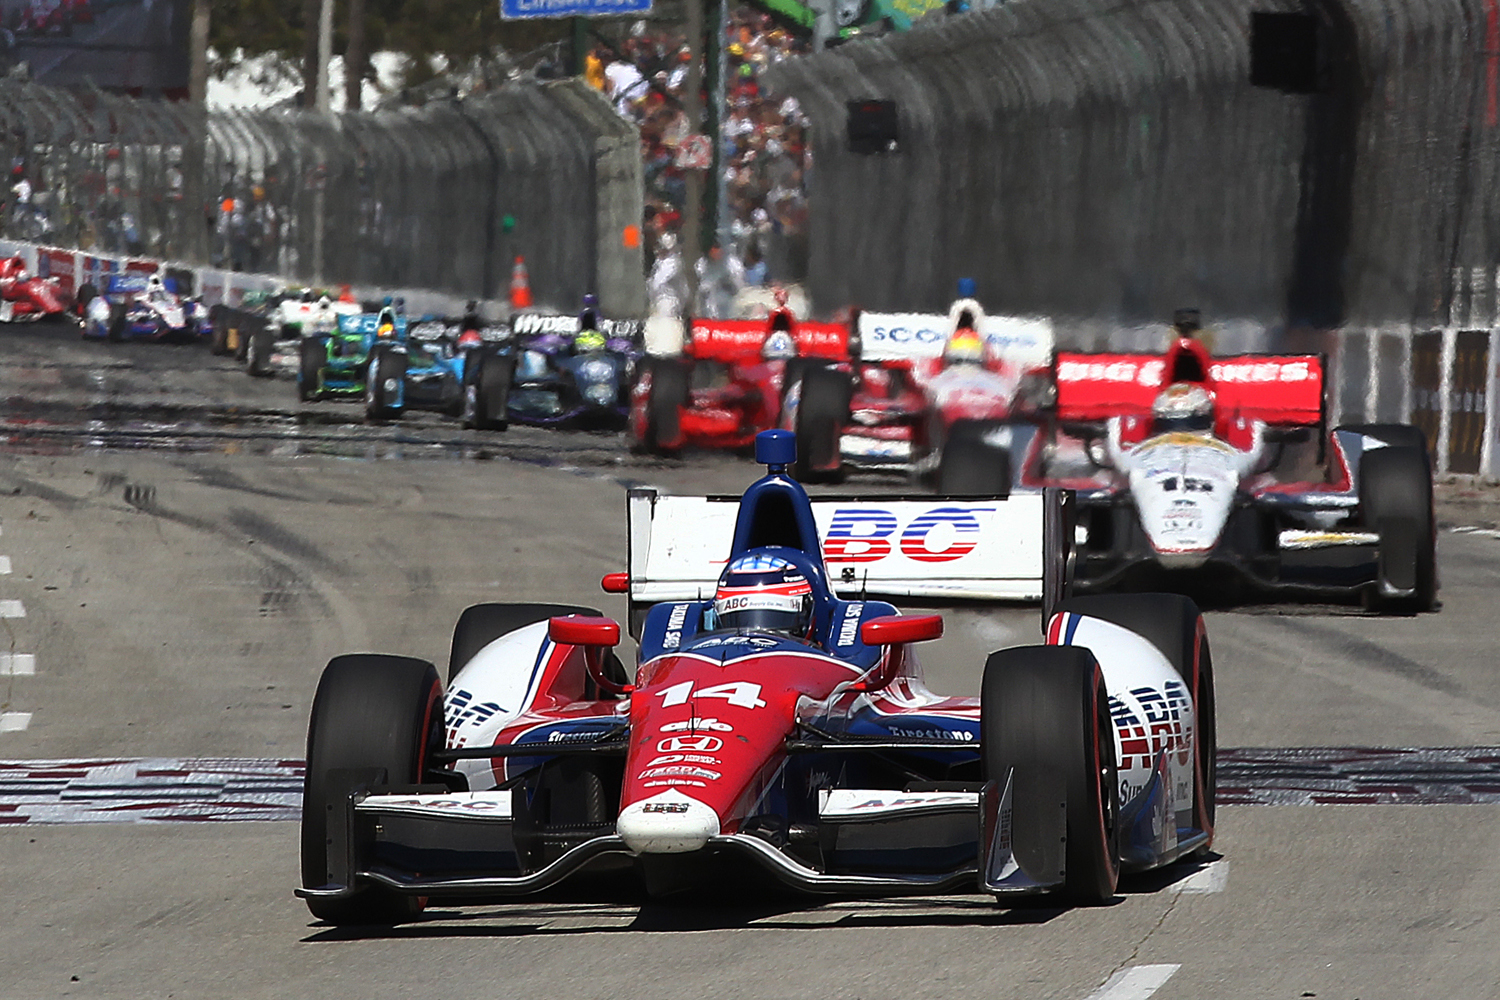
left=548, top=615, right=621, bottom=647
left=860, top=614, right=944, bottom=647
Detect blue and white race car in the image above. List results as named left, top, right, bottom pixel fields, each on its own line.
left=83, top=273, right=207, bottom=342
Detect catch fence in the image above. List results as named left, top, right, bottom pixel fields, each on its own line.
left=0, top=78, right=645, bottom=316
left=765, top=0, right=1500, bottom=475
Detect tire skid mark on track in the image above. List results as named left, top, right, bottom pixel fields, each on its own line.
left=2, top=747, right=1499, bottom=824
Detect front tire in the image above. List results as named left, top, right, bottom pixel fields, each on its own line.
left=793, top=366, right=851, bottom=483
left=298, top=337, right=325, bottom=401
left=982, top=644, right=1120, bottom=904
left=1359, top=444, right=1437, bottom=613
left=300, top=654, right=443, bottom=925
left=365, top=347, right=407, bottom=422
left=638, top=358, right=688, bottom=454
left=937, top=420, right=1013, bottom=496
left=246, top=324, right=274, bottom=377
left=462, top=348, right=512, bottom=431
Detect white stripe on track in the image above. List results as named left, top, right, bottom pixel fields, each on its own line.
left=0, top=713, right=32, bottom=733
left=1172, top=860, right=1227, bottom=894
left=1085, top=965, right=1180, bottom=1000
left=0, top=556, right=10, bottom=574
left=0, top=654, right=35, bottom=676
left=0, top=600, right=24, bottom=618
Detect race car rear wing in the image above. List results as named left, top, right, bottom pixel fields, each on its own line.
left=1053, top=351, right=1325, bottom=426
left=624, top=488, right=1074, bottom=633
left=685, top=319, right=850, bottom=364
left=857, top=312, right=1054, bottom=368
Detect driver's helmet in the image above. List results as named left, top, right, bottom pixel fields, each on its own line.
left=575, top=329, right=607, bottom=353
left=943, top=324, right=985, bottom=366
left=147, top=274, right=165, bottom=296
left=316, top=295, right=331, bottom=311
left=1151, top=381, right=1215, bottom=434
left=709, top=552, right=814, bottom=635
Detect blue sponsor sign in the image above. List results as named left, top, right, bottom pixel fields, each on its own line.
left=501, top=0, right=650, bottom=18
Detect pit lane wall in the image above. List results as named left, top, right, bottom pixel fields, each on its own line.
left=0, top=78, right=644, bottom=318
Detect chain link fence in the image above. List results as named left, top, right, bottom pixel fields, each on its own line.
left=0, top=78, right=645, bottom=315
left=764, top=0, right=1500, bottom=342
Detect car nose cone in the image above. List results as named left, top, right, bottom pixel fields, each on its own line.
left=616, top=789, right=720, bottom=854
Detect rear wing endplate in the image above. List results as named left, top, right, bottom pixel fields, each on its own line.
left=625, top=488, right=1074, bottom=632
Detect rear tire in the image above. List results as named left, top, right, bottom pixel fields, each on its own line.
left=1054, top=593, right=1215, bottom=853
left=462, top=348, right=512, bottom=431
left=937, top=420, right=1013, bottom=496
left=1359, top=445, right=1437, bottom=613
left=640, top=358, right=689, bottom=454
left=107, top=302, right=126, bottom=342
left=209, top=307, right=232, bottom=356
left=982, top=644, right=1119, bottom=904
left=298, top=337, right=325, bottom=402
left=365, top=347, right=407, bottom=422
left=300, top=654, right=443, bottom=925
left=793, top=366, right=851, bottom=483
left=448, top=602, right=601, bottom=683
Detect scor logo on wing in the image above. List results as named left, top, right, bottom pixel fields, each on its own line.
left=823, top=507, right=990, bottom=563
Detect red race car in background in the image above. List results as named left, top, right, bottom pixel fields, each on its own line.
left=630, top=300, right=850, bottom=454
left=783, top=295, right=1054, bottom=491
left=1010, top=331, right=1437, bottom=612
left=0, top=256, right=75, bottom=325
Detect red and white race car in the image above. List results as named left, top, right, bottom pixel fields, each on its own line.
left=781, top=297, right=1054, bottom=490
left=1012, top=333, right=1437, bottom=612
left=630, top=301, right=850, bottom=454
left=0, top=256, right=74, bottom=324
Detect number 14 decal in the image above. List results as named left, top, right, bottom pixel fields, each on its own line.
left=655, top=681, right=766, bottom=709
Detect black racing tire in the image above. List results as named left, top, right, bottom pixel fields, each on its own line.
left=208, top=306, right=232, bottom=356
left=937, top=420, right=1013, bottom=497
left=793, top=365, right=852, bottom=483
left=1359, top=445, right=1437, bottom=614
left=462, top=348, right=512, bottom=431
left=298, top=337, right=325, bottom=402
left=75, top=282, right=96, bottom=311
left=1054, top=593, right=1215, bottom=852
left=641, top=357, right=689, bottom=454
left=107, top=302, right=126, bottom=342
left=365, top=346, right=407, bottom=422
left=982, top=644, right=1120, bottom=904
left=448, top=602, right=602, bottom=683
left=246, top=324, right=275, bottom=376
left=300, top=653, right=444, bottom=925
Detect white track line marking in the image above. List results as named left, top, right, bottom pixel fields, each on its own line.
left=0, top=713, right=32, bottom=733
left=0, top=654, right=35, bottom=676
left=0, top=600, right=23, bottom=617
left=0, top=556, right=10, bottom=574
left=1449, top=526, right=1500, bottom=539
left=1173, top=859, right=1227, bottom=894
left=1086, top=965, right=1180, bottom=1000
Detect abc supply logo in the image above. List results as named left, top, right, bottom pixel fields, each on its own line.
left=823, top=507, right=989, bottom=564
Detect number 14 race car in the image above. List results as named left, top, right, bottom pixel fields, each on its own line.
left=297, top=430, right=1217, bottom=924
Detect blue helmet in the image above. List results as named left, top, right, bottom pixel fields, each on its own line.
left=708, top=552, right=814, bottom=635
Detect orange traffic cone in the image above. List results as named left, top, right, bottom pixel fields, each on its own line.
left=509, top=256, right=533, bottom=309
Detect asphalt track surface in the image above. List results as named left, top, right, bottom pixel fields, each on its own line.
left=1, top=326, right=1499, bottom=999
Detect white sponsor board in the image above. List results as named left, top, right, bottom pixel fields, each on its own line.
left=858, top=312, right=1053, bottom=367
left=626, top=490, right=1046, bottom=602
